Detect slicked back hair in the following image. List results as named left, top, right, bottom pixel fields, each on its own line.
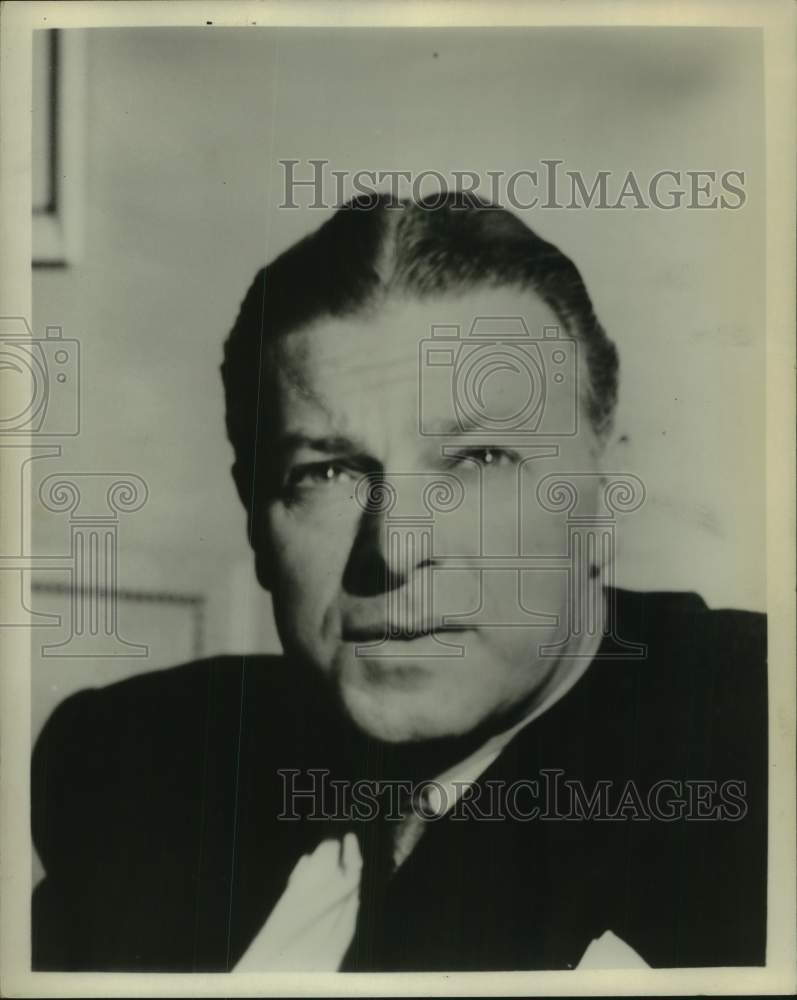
left=221, top=192, right=618, bottom=511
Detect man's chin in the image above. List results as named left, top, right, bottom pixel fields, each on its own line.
left=334, top=655, right=490, bottom=744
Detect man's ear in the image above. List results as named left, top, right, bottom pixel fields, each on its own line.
left=596, top=426, right=631, bottom=475
left=253, top=546, right=273, bottom=593
left=591, top=426, right=632, bottom=579
left=232, top=462, right=250, bottom=509
left=248, top=510, right=274, bottom=593
left=232, top=462, right=274, bottom=592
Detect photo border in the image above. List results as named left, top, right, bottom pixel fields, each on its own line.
left=1, top=2, right=794, bottom=996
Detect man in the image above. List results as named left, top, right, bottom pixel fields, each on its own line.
left=32, top=193, right=767, bottom=972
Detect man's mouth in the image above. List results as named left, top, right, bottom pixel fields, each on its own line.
left=342, top=622, right=470, bottom=642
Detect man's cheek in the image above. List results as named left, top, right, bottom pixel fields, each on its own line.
left=270, top=516, right=353, bottom=605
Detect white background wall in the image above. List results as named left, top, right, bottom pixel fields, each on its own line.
left=30, top=26, right=765, bottom=734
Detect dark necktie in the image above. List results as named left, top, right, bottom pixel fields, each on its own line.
left=339, top=795, right=401, bottom=971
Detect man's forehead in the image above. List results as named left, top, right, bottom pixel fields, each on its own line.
left=271, top=327, right=420, bottom=443
left=269, top=288, right=573, bottom=442
left=274, top=322, right=416, bottom=383
left=271, top=287, right=563, bottom=381
left=271, top=322, right=418, bottom=418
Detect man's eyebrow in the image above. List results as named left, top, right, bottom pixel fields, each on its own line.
left=276, top=432, right=369, bottom=455
left=422, top=415, right=486, bottom=436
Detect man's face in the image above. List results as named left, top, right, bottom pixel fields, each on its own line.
left=258, top=286, right=605, bottom=743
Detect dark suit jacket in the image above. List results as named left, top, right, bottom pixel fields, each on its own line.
left=31, top=588, right=767, bottom=971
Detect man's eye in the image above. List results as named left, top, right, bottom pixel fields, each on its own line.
left=286, top=461, right=357, bottom=492
left=448, top=447, right=519, bottom=469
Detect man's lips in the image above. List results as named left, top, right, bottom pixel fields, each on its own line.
left=342, top=621, right=471, bottom=641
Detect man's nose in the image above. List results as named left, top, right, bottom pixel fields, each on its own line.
left=342, top=476, right=435, bottom=597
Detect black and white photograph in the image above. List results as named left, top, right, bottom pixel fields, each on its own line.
left=0, top=1, right=794, bottom=996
